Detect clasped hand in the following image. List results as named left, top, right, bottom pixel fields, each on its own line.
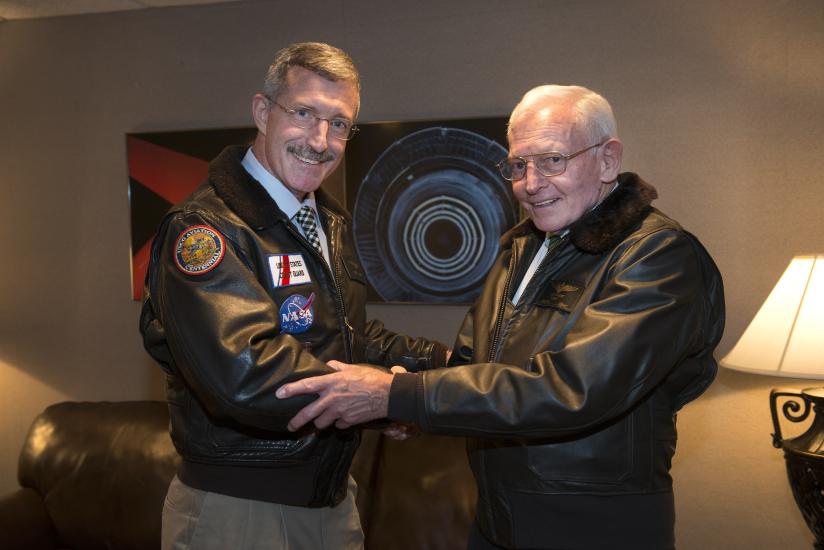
left=276, top=360, right=400, bottom=431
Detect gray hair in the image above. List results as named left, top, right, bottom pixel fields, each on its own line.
left=508, top=85, right=617, bottom=147
left=263, top=42, right=361, bottom=115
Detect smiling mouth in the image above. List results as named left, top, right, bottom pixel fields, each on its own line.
left=288, top=144, right=333, bottom=166
left=533, top=198, right=559, bottom=207
left=293, top=151, right=322, bottom=165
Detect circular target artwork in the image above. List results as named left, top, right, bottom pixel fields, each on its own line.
left=350, top=123, right=519, bottom=303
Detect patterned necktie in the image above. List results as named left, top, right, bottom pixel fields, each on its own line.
left=294, top=204, right=323, bottom=255
left=545, top=232, right=561, bottom=251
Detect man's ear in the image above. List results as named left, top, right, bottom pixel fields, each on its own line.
left=600, top=138, right=623, bottom=183
left=251, top=94, right=270, bottom=135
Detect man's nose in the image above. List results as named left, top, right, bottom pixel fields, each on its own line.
left=306, top=120, right=329, bottom=152
left=524, top=162, right=547, bottom=194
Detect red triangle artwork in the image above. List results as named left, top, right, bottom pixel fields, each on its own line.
left=126, top=128, right=255, bottom=300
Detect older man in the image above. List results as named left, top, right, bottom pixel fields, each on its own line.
left=277, top=85, right=725, bottom=549
left=140, top=42, right=447, bottom=550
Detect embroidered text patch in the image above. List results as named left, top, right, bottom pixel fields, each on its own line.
left=174, top=225, right=225, bottom=275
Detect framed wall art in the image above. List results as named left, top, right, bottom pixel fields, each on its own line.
left=344, top=117, right=517, bottom=304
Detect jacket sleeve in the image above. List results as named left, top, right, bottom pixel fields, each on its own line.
left=141, top=210, right=335, bottom=432
left=390, top=228, right=723, bottom=438
left=359, top=319, right=449, bottom=372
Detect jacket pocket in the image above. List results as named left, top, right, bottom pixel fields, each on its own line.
left=526, top=414, right=634, bottom=484
left=205, top=422, right=318, bottom=461
left=341, top=253, right=368, bottom=286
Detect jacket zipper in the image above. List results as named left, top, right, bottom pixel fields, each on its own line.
left=331, top=242, right=354, bottom=363
left=287, top=216, right=356, bottom=507
left=284, top=219, right=353, bottom=363
left=488, top=250, right=517, bottom=362
left=487, top=236, right=565, bottom=362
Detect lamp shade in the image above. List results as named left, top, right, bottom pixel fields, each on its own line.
left=721, top=255, right=824, bottom=378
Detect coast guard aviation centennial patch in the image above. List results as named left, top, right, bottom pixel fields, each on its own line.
left=268, top=253, right=312, bottom=288
left=174, top=225, right=225, bottom=275
left=279, top=293, right=316, bottom=334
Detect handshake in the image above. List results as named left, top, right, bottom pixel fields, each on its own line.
left=276, top=360, right=417, bottom=440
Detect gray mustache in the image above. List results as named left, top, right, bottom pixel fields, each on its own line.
left=287, top=144, right=334, bottom=163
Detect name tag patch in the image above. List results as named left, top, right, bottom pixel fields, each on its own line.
left=279, top=293, right=315, bottom=334
left=269, top=253, right=312, bottom=287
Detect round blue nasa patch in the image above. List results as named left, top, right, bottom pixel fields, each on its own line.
left=279, top=292, right=315, bottom=334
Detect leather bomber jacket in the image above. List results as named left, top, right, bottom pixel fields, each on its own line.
left=140, top=145, right=446, bottom=508
left=389, top=173, right=725, bottom=547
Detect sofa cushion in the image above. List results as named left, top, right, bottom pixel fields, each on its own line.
left=18, top=401, right=179, bottom=549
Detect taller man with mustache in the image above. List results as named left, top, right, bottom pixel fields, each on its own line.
left=140, top=42, right=447, bottom=550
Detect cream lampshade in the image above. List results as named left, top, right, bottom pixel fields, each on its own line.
left=720, top=255, right=824, bottom=378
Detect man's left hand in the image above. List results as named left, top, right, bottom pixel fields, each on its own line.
left=276, top=360, right=394, bottom=431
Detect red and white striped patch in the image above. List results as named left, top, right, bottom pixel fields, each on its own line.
left=268, top=253, right=312, bottom=288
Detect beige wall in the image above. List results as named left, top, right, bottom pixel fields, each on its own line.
left=1, top=0, right=822, bottom=547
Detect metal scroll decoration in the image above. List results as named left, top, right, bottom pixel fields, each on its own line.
left=770, top=388, right=824, bottom=547
left=348, top=120, right=518, bottom=304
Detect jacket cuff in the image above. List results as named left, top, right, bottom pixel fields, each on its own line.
left=388, top=373, right=421, bottom=423
left=429, top=342, right=449, bottom=370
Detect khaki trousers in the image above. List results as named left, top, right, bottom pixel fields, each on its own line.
left=162, top=475, right=364, bottom=550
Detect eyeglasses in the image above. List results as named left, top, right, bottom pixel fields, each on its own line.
left=270, top=100, right=359, bottom=141
left=497, top=141, right=606, bottom=181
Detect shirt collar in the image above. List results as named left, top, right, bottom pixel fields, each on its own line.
left=241, top=148, right=317, bottom=219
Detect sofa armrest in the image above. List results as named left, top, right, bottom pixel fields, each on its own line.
left=0, top=487, right=59, bottom=549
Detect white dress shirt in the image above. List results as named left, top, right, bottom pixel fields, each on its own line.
left=511, top=231, right=566, bottom=305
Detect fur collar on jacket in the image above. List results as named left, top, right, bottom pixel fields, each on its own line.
left=501, top=172, right=658, bottom=254
left=207, top=145, right=349, bottom=230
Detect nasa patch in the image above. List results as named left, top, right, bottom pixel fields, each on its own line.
left=279, top=293, right=316, bottom=334
left=174, top=225, right=225, bottom=275
left=268, top=253, right=312, bottom=288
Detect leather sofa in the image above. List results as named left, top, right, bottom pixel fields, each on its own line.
left=0, top=401, right=476, bottom=549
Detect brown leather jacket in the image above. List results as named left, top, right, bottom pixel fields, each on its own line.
left=390, top=173, right=725, bottom=548
left=141, top=145, right=446, bottom=507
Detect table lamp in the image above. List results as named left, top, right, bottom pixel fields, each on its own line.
left=720, top=254, right=824, bottom=547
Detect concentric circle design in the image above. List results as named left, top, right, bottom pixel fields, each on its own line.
left=353, top=127, right=519, bottom=303
left=402, top=195, right=485, bottom=282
